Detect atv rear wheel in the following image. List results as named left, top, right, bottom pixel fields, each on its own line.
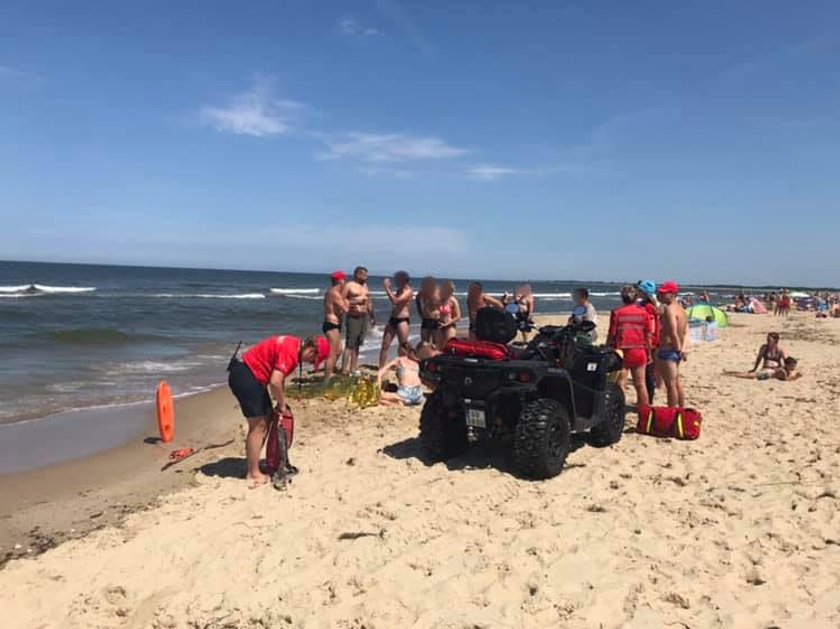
left=588, top=382, right=626, bottom=447
left=419, top=390, right=469, bottom=462
left=513, top=398, right=571, bottom=479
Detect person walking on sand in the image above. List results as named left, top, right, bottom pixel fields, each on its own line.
left=341, top=266, right=375, bottom=375
left=228, top=335, right=329, bottom=487
left=436, top=280, right=462, bottom=347
left=379, top=271, right=414, bottom=368
left=607, top=285, right=653, bottom=408
left=322, top=271, right=349, bottom=380
left=657, top=280, right=688, bottom=407
left=467, top=281, right=506, bottom=340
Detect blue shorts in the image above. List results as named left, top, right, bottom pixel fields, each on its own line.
left=397, top=386, right=424, bottom=406
left=657, top=348, right=682, bottom=363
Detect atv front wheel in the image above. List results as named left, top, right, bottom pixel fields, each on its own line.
left=513, top=398, right=571, bottom=479
left=419, top=390, right=469, bottom=462
left=588, top=382, right=626, bottom=447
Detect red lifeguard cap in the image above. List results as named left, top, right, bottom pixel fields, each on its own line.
left=657, top=280, right=680, bottom=295
left=331, top=270, right=346, bottom=282
left=313, top=336, right=331, bottom=371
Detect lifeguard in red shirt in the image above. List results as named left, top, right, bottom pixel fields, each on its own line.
left=228, top=335, right=329, bottom=487
left=608, top=286, right=654, bottom=408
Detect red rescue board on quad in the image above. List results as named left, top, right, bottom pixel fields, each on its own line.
left=443, top=338, right=511, bottom=361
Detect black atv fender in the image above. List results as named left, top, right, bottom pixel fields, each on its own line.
left=535, top=369, right=577, bottom=427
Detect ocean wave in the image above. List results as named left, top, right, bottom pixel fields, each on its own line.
left=0, top=284, right=96, bottom=296
left=39, top=328, right=164, bottom=346
left=269, top=288, right=320, bottom=295
left=153, top=293, right=266, bottom=300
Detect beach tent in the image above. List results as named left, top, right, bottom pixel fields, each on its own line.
left=749, top=298, right=768, bottom=314
left=686, top=303, right=729, bottom=327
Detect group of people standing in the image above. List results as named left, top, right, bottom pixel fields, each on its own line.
left=605, top=280, right=688, bottom=410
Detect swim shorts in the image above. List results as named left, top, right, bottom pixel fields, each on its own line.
left=322, top=321, right=341, bottom=335
left=228, top=361, right=272, bottom=418
left=345, top=315, right=367, bottom=351
left=388, top=316, right=410, bottom=329
left=421, top=317, right=441, bottom=331
left=622, top=348, right=648, bottom=369
left=657, top=348, right=682, bottom=363
left=396, top=385, right=424, bottom=406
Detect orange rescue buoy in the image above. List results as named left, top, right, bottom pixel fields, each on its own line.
left=156, top=381, right=175, bottom=443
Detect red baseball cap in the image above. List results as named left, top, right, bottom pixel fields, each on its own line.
left=313, top=336, right=330, bottom=371
left=657, top=280, right=680, bottom=295
left=331, top=270, right=346, bottom=282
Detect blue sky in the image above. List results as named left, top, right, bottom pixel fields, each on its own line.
left=1, top=1, right=839, bottom=286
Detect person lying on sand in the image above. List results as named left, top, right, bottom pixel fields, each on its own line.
left=377, top=342, right=438, bottom=407
left=228, top=335, right=329, bottom=487
left=725, top=357, right=802, bottom=381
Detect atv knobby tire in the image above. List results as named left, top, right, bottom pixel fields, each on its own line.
left=419, top=390, right=469, bottom=462
left=513, top=398, right=571, bottom=479
left=588, top=382, right=626, bottom=448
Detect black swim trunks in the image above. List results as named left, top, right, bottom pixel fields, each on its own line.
left=345, top=315, right=367, bottom=351
left=388, top=316, right=410, bottom=329
left=322, top=321, right=341, bottom=334
left=228, top=360, right=272, bottom=419
left=421, top=317, right=441, bottom=331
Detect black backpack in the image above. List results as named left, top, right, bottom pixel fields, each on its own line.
left=474, top=307, right=518, bottom=344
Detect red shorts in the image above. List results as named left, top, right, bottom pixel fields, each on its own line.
left=622, top=348, right=648, bottom=369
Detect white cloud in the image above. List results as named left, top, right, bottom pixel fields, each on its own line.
left=200, top=81, right=302, bottom=137
left=323, top=132, right=468, bottom=162
left=466, top=163, right=521, bottom=181
left=339, top=15, right=382, bottom=37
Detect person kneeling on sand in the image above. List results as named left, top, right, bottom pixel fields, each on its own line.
left=228, top=335, right=329, bottom=487
left=377, top=342, right=439, bottom=407
left=726, top=356, right=802, bottom=381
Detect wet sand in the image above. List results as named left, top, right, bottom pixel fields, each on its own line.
left=1, top=313, right=839, bottom=628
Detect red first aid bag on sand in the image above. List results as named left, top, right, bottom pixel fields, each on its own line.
left=265, top=407, right=295, bottom=474
left=636, top=406, right=702, bottom=440
left=443, top=338, right=511, bottom=361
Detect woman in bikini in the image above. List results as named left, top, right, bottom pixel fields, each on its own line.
left=749, top=332, right=787, bottom=376
left=727, top=356, right=801, bottom=381
left=377, top=342, right=439, bottom=406
left=435, top=280, right=462, bottom=347
left=379, top=271, right=414, bottom=368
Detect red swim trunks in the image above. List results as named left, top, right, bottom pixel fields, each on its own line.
left=622, top=348, right=648, bottom=369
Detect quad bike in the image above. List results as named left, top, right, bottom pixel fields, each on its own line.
left=419, top=313, right=625, bottom=479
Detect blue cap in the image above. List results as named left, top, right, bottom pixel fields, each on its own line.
left=637, top=280, right=656, bottom=297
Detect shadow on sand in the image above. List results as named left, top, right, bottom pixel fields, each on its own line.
left=199, top=457, right=245, bottom=480
left=382, top=434, right=587, bottom=480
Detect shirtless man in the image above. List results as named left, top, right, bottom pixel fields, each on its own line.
left=656, top=280, right=688, bottom=407
left=341, top=266, right=375, bottom=375
left=322, top=271, right=349, bottom=380
left=467, top=281, right=505, bottom=341
left=379, top=271, right=414, bottom=368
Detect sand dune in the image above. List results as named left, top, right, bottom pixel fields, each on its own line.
left=2, top=313, right=839, bottom=628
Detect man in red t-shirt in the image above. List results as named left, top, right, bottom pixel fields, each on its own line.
left=608, top=285, right=654, bottom=408
left=228, top=335, right=329, bottom=486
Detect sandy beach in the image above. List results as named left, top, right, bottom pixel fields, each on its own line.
left=2, top=312, right=839, bottom=628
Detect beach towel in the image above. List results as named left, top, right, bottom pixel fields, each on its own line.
left=636, top=406, right=702, bottom=440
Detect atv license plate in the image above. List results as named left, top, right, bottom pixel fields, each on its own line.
left=466, top=408, right=486, bottom=428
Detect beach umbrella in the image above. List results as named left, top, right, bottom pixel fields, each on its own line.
left=749, top=298, right=768, bottom=314
left=686, top=303, right=729, bottom=327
